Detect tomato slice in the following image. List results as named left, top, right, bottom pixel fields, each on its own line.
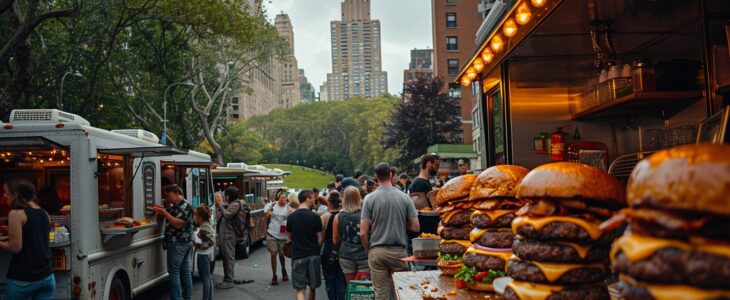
left=474, top=272, right=488, bottom=281
left=454, top=279, right=467, bottom=289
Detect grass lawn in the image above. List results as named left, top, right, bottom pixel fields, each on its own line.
left=263, top=164, right=333, bottom=190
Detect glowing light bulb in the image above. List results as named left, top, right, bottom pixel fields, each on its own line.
left=460, top=76, right=472, bottom=87
left=473, top=57, right=485, bottom=72
left=516, top=3, right=532, bottom=25
left=531, top=0, right=547, bottom=8
left=481, top=48, right=494, bottom=63
left=490, top=35, right=504, bottom=53
left=503, top=18, right=518, bottom=37
left=466, top=67, right=477, bottom=81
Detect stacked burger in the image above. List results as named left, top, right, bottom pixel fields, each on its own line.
left=436, top=174, right=477, bottom=275
left=454, top=165, right=529, bottom=291
left=504, top=162, right=625, bottom=300
left=603, top=144, right=730, bottom=299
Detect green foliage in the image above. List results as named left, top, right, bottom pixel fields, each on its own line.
left=206, top=122, right=265, bottom=164
left=248, top=95, right=401, bottom=175
left=262, top=164, right=332, bottom=190
left=382, top=76, right=463, bottom=165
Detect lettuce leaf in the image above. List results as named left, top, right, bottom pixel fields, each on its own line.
left=453, top=264, right=477, bottom=285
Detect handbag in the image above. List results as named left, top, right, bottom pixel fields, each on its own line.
left=282, top=241, right=292, bottom=258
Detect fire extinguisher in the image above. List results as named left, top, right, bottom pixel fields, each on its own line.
left=550, top=127, right=568, bottom=161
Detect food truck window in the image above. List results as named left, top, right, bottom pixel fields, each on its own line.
left=486, top=87, right=507, bottom=165
left=0, top=148, right=71, bottom=227
left=97, top=154, right=129, bottom=220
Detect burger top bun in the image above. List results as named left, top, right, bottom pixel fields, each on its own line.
left=628, top=144, right=730, bottom=216
left=436, top=174, right=477, bottom=207
left=517, top=162, right=625, bottom=204
left=469, top=165, right=529, bottom=201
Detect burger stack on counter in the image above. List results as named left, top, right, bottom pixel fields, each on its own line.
left=436, top=174, right=478, bottom=275
left=601, top=144, right=730, bottom=299
left=454, top=165, right=529, bottom=291
left=504, top=162, right=626, bottom=300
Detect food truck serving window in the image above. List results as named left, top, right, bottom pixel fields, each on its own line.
left=97, top=154, right=130, bottom=221
left=0, top=139, right=70, bottom=227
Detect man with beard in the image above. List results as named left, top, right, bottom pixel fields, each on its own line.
left=409, top=153, right=440, bottom=194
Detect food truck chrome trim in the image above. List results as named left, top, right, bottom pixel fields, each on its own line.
left=0, top=109, right=215, bottom=300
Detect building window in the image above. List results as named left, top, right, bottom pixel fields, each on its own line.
left=445, top=0, right=456, bottom=5
left=447, top=59, right=459, bottom=75
left=446, top=13, right=457, bottom=28
left=231, top=97, right=239, bottom=104
left=232, top=114, right=239, bottom=119
left=446, top=36, right=458, bottom=51
left=448, top=83, right=462, bottom=98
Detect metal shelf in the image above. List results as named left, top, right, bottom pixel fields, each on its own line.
left=572, top=91, right=704, bottom=120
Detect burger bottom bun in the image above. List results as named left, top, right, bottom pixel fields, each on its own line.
left=467, top=281, right=494, bottom=292
left=437, top=259, right=461, bottom=275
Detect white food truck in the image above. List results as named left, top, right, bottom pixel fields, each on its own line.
left=0, top=109, right=215, bottom=299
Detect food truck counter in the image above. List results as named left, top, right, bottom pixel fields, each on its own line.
left=393, top=270, right=503, bottom=300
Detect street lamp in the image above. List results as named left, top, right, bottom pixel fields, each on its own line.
left=58, top=71, right=82, bottom=110
left=162, top=80, right=196, bottom=145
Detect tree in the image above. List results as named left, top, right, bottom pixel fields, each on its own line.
left=382, top=76, right=463, bottom=165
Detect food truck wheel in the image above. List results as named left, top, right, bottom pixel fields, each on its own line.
left=236, top=233, right=251, bottom=259
left=109, top=275, right=129, bottom=300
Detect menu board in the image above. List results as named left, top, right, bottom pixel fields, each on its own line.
left=143, top=162, right=156, bottom=216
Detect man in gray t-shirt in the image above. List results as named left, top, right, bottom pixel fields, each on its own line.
left=361, top=163, right=419, bottom=300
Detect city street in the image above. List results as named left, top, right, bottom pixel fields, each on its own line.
left=136, top=243, right=327, bottom=300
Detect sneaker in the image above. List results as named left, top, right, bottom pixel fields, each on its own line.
left=271, top=276, right=278, bottom=286
left=216, top=281, right=234, bottom=289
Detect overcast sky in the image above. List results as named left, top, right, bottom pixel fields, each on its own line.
left=264, top=0, right=433, bottom=97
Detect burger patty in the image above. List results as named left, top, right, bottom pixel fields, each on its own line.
left=439, top=242, right=467, bottom=256
left=442, top=209, right=474, bottom=227
left=504, top=283, right=609, bottom=300
left=471, top=212, right=516, bottom=228
left=612, top=248, right=730, bottom=289
left=439, top=226, right=473, bottom=240
left=516, top=221, right=621, bottom=245
left=462, top=252, right=506, bottom=272
left=507, top=260, right=608, bottom=285
left=473, top=230, right=515, bottom=249
left=512, top=238, right=609, bottom=263
left=616, top=281, right=656, bottom=300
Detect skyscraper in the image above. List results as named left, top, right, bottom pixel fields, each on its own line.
left=298, top=69, right=316, bottom=103
left=321, top=0, right=387, bottom=101
left=275, top=13, right=300, bottom=109
left=402, top=48, right=434, bottom=101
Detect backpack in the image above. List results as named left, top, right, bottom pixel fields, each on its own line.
left=232, top=200, right=253, bottom=238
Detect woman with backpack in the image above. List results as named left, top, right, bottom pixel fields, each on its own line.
left=214, top=187, right=253, bottom=289
left=320, top=191, right=346, bottom=300
left=332, top=186, right=369, bottom=283
left=263, top=190, right=290, bottom=285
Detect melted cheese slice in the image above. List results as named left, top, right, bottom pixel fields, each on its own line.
left=471, top=209, right=515, bottom=222
left=555, top=241, right=593, bottom=259
left=610, top=232, right=730, bottom=262
left=506, top=281, right=564, bottom=300
left=440, top=239, right=473, bottom=249
left=465, top=247, right=512, bottom=270
left=511, top=256, right=605, bottom=282
left=620, top=275, right=730, bottom=300
left=512, top=216, right=603, bottom=240
left=469, top=227, right=512, bottom=242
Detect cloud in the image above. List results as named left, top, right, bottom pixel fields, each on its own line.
left=265, top=0, right=432, bottom=96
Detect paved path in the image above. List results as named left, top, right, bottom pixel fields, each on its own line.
left=135, top=243, right=327, bottom=299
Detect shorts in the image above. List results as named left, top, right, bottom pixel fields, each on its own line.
left=291, top=255, right=322, bottom=290
left=339, top=258, right=369, bottom=274
left=266, top=234, right=288, bottom=253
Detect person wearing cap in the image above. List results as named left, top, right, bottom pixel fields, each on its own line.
left=396, top=173, right=409, bottom=193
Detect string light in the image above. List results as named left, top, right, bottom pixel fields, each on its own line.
left=466, top=67, right=477, bottom=81
left=503, top=18, right=518, bottom=37
left=481, top=48, right=494, bottom=63
left=490, top=34, right=504, bottom=53
left=460, top=76, right=472, bottom=87
left=516, top=3, right=532, bottom=25
left=531, top=0, right=547, bottom=8
left=473, top=57, right=485, bottom=72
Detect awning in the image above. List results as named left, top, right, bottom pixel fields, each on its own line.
left=423, top=144, right=478, bottom=160
left=455, top=0, right=564, bottom=86
left=99, top=146, right=187, bottom=157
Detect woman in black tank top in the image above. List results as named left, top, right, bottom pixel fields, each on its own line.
left=0, top=179, right=54, bottom=300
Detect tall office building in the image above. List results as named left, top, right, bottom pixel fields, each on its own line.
left=275, top=13, right=300, bottom=109
left=298, top=69, right=316, bottom=103
left=432, top=0, right=482, bottom=144
left=402, top=48, right=434, bottom=101
left=321, top=0, right=387, bottom=101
